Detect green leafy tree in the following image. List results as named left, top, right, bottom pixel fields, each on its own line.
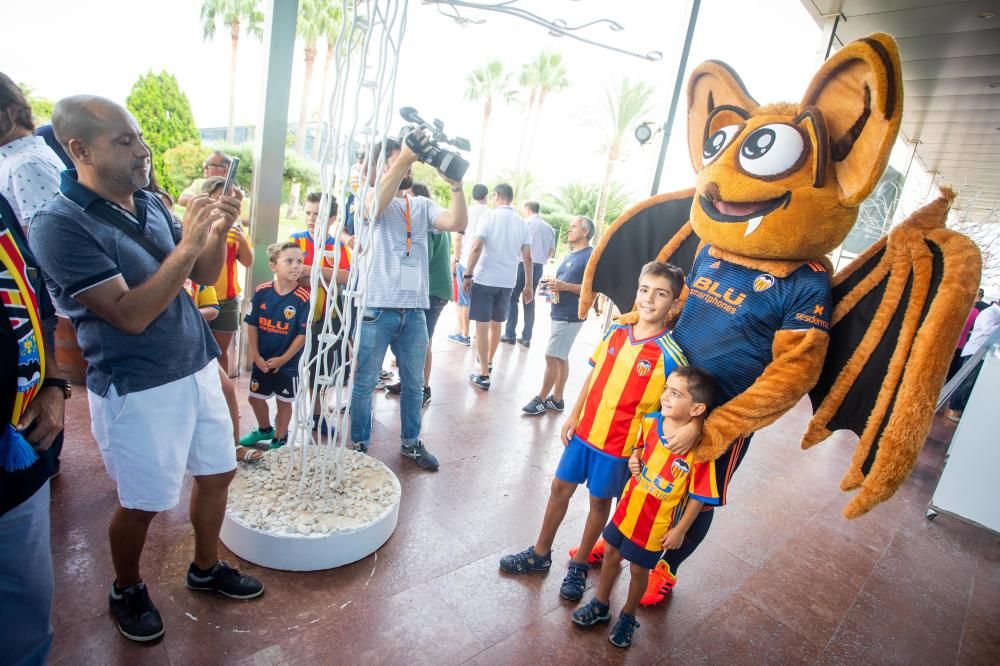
left=411, top=163, right=452, bottom=206
left=592, top=78, right=653, bottom=240
left=515, top=51, right=569, bottom=185
left=492, top=168, right=539, bottom=203
left=464, top=60, right=517, bottom=183
left=126, top=72, right=201, bottom=198
left=294, top=0, right=330, bottom=157
left=201, top=0, right=264, bottom=143
left=548, top=180, right=630, bottom=224
left=18, top=83, right=54, bottom=125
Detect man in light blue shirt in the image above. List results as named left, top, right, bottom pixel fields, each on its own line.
left=503, top=201, right=555, bottom=347
left=350, top=134, right=467, bottom=469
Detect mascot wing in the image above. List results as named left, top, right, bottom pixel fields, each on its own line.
left=802, top=188, right=981, bottom=518
left=579, top=189, right=701, bottom=319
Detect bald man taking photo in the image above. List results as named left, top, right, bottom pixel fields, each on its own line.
left=29, top=96, right=264, bottom=643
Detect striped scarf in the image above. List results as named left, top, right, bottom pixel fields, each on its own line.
left=0, top=226, right=45, bottom=471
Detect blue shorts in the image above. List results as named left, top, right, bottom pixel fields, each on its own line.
left=554, top=436, right=631, bottom=500
left=602, top=522, right=661, bottom=570
left=456, top=264, right=471, bottom=307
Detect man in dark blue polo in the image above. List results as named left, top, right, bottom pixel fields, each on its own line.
left=29, top=95, right=264, bottom=643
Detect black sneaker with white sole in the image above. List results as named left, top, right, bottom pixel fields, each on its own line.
left=422, top=386, right=432, bottom=408
left=186, top=561, right=264, bottom=599
left=469, top=373, right=491, bottom=390
left=109, top=581, right=164, bottom=642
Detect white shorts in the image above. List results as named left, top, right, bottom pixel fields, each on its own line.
left=89, top=361, right=236, bottom=512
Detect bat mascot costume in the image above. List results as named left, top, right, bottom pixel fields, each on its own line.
left=579, top=33, right=982, bottom=605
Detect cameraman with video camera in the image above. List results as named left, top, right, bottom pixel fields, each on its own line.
left=350, top=128, right=468, bottom=470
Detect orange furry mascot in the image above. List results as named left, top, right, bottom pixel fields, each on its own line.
left=580, top=33, right=981, bottom=604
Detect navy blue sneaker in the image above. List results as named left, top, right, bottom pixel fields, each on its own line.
left=560, top=562, right=589, bottom=601
left=109, top=581, right=164, bottom=642
left=571, top=598, right=611, bottom=627
left=186, top=561, right=264, bottom=599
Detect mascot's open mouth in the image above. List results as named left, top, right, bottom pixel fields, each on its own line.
left=699, top=192, right=791, bottom=236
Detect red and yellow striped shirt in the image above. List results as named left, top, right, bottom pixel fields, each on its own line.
left=213, top=228, right=250, bottom=300
left=575, top=324, right=687, bottom=458
left=611, top=413, right=720, bottom=551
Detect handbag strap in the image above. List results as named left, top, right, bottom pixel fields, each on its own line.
left=87, top=199, right=168, bottom=263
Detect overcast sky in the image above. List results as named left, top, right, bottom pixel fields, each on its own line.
left=5, top=0, right=832, bottom=199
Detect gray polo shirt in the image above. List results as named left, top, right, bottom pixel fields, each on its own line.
left=29, top=171, right=219, bottom=396
left=365, top=194, right=443, bottom=309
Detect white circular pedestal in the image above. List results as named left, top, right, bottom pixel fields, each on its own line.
left=221, top=449, right=401, bottom=571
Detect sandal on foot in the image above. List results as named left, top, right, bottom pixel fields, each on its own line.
left=499, top=546, right=552, bottom=574
left=560, top=562, right=589, bottom=601
left=609, top=612, right=640, bottom=648
left=571, top=598, right=611, bottom=627
left=236, top=447, right=264, bottom=464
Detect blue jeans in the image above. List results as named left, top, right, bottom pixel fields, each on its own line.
left=350, top=308, right=428, bottom=446
left=0, top=481, right=53, bottom=666
left=505, top=262, right=544, bottom=341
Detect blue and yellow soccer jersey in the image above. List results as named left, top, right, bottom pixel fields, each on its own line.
left=244, top=282, right=310, bottom=377
left=673, top=245, right=831, bottom=403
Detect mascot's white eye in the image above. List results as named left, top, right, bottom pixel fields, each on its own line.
left=702, top=125, right=739, bottom=164
left=738, top=124, right=805, bottom=177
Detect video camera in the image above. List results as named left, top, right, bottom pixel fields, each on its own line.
left=398, top=107, right=471, bottom=182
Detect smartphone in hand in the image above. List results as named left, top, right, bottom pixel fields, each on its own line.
left=223, top=157, right=240, bottom=196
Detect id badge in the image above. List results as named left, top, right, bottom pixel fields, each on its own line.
left=399, top=255, right=419, bottom=291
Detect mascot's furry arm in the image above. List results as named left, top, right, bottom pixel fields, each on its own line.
left=579, top=33, right=981, bottom=518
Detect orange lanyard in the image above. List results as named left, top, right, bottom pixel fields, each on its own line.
left=403, top=195, right=412, bottom=256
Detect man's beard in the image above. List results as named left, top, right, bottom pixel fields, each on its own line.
left=399, top=175, right=413, bottom=191
left=97, top=161, right=150, bottom=192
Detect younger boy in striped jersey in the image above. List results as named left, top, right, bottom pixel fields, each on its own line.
left=572, top=367, right=718, bottom=648
left=240, top=242, right=310, bottom=450
left=500, top=262, right=691, bottom=603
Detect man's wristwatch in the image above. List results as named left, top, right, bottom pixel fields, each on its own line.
left=462, top=274, right=473, bottom=281
left=42, top=377, right=72, bottom=400
left=450, top=184, right=463, bottom=192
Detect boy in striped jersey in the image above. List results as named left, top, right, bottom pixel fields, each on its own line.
left=500, top=262, right=693, bottom=603
left=572, top=367, right=718, bottom=647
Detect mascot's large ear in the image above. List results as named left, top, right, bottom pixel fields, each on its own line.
left=799, top=32, right=903, bottom=207
left=687, top=60, right=759, bottom=172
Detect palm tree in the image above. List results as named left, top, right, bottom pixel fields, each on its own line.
left=295, top=0, right=328, bottom=157
left=464, top=60, right=517, bottom=184
left=549, top=181, right=630, bottom=224
left=514, top=51, right=569, bottom=196
left=593, top=78, right=653, bottom=240
left=201, top=0, right=264, bottom=143
left=310, top=1, right=346, bottom=162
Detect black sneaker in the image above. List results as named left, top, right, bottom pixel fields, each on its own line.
left=422, top=386, right=432, bottom=408
left=544, top=396, right=565, bottom=412
left=109, top=581, right=164, bottom=642
left=353, top=441, right=369, bottom=454
left=499, top=546, right=552, bottom=574
left=500, top=336, right=516, bottom=344
left=401, top=440, right=439, bottom=470
left=560, top=562, right=589, bottom=601
left=522, top=396, right=547, bottom=415
left=608, top=611, right=640, bottom=648
left=385, top=381, right=402, bottom=395
left=186, top=561, right=264, bottom=599
left=469, top=373, right=491, bottom=390
left=517, top=338, right=530, bottom=348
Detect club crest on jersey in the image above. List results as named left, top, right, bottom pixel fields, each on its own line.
left=670, top=458, right=690, bottom=479
left=284, top=305, right=297, bottom=320
left=635, top=359, right=652, bottom=377
left=753, top=274, right=775, bottom=292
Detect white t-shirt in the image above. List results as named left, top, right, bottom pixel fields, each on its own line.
left=473, top=205, right=529, bottom=289
left=460, top=202, right=487, bottom=266
left=0, top=135, right=64, bottom=231
left=962, top=303, right=1000, bottom=357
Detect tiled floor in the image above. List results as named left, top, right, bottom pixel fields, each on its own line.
left=48, top=308, right=1000, bottom=664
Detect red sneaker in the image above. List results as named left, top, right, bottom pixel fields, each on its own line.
left=640, top=560, right=677, bottom=606
left=568, top=538, right=606, bottom=566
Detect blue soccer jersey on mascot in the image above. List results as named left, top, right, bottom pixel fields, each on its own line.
left=673, top=245, right=832, bottom=403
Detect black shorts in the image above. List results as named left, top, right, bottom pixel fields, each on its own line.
left=424, top=295, right=447, bottom=338
left=249, top=367, right=298, bottom=403
left=469, top=283, right=512, bottom=323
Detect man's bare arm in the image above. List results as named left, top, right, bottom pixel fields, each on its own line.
left=189, top=195, right=241, bottom=285
left=433, top=185, right=468, bottom=233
